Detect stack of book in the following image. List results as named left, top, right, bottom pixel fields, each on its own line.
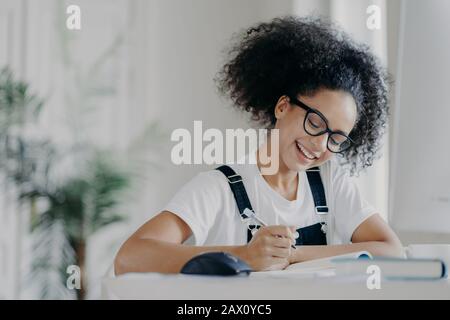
left=251, top=251, right=447, bottom=280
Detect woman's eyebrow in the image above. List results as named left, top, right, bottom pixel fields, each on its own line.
left=334, top=129, right=350, bottom=136
left=298, top=97, right=352, bottom=136
left=310, top=105, right=350, bottom=136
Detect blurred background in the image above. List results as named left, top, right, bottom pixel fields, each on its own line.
left=0, top=0, right=449, bottom=299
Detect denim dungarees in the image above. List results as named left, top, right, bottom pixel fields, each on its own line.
left=216, top=165, right=329, bottom=246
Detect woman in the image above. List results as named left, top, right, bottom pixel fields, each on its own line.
left=115, top=16, right=403, bottom=275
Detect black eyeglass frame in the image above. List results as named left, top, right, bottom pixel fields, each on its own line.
left=287, top=96, right=355, bottom=153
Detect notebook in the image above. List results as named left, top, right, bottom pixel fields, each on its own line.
left=251, top=251, right=371, bottom=278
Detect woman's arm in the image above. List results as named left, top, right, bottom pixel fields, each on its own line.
left=114, top=211, right=295, bottom=275
left=288, top=214, right=405, bottom=264
left=115, top=211, right=241, bottom=275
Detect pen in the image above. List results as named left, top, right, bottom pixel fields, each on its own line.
left=243, top=208, right=297, bottom=250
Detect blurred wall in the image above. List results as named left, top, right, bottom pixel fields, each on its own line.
left=0, top=0, right=400, bottom=299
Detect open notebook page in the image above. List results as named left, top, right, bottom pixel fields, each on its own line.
left=250, top=251, right=372, bottom=277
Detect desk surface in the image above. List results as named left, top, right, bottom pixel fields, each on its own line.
left=102, top=273, right=450, bottom=300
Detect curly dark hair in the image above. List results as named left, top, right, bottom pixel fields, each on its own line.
left=216, top=16, right=390, bottom=174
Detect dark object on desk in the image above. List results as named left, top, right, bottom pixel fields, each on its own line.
left=180, top=252, right=252, bottom=276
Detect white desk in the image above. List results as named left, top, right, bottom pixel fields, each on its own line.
left=102, top=273, right=450, bottom=300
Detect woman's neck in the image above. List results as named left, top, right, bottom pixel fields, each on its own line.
left=256, top=140, right=298, bottom=200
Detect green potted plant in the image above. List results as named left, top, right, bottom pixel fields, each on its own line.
left=0, top=67, right=164, bottom=299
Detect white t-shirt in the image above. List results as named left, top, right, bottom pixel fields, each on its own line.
left=163, top=153, right=377, bottom=246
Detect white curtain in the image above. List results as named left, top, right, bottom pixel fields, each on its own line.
left=0, top=0, right=399, bottom=299
left=294, top=0, right=393, bottom=220
left=0, top=0, right=28, bottom=300
left=1, top=0, right=140, bottom=299
left=331, top=0, right=390, bottom=221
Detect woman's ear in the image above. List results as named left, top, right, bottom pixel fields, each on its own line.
left=274, top=95, right=290, bottom=120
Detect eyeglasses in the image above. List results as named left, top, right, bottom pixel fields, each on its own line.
left=288, top=96, right=354, bottom=153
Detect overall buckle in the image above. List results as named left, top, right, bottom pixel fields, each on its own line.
left=227, top=174, right=242, bottom=184
left=315, top=205, right=329, bottom=214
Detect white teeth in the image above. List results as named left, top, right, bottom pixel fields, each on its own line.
left=296, top=142, right=316, bottom=160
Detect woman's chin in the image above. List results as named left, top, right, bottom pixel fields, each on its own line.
left=286, top=157, right=312, bottom=172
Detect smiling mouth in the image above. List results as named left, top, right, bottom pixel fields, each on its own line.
left=296, top=141, right=318, bottom=160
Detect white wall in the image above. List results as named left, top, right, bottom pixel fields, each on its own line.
left=142, top=0, right=394, bottom=228
left=137, top=0, right=296, bottom=226
left=1, top=0, right=400, bottom=299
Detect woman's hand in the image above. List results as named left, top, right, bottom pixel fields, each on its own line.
left=238, top=225, right=297, bottom=271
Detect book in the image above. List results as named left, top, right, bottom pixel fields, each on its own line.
left=251, top=251, right=447, bottom=280
left=333, top=257, right=447, bottom=280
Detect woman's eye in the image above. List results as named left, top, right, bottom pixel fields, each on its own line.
left=308, top=119, right=320, bottom=129
left=330, top=137, right=340, bottom=146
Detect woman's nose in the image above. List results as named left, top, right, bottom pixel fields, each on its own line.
left=309, top=134, right=328, bottom=152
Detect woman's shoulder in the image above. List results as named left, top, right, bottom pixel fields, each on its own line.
left=167, top=169, right=232, bottom=209
left=186, top=161, right=258, bottom=198
left=200, top=162, right=256, bottom=184
left=189, top=168, right=230, bottom=190
left=319, top=158, right=350, bottom=177
left=317, top=158, right=354, bottom=190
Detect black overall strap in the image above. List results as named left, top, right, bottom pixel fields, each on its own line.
left=305, top=167, right=329, bottom=213
left=216, top=165, right=329, bottom=245
left=215, top=165, right=254, bottom=221
left=215, top=165, right=261, bottom=241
